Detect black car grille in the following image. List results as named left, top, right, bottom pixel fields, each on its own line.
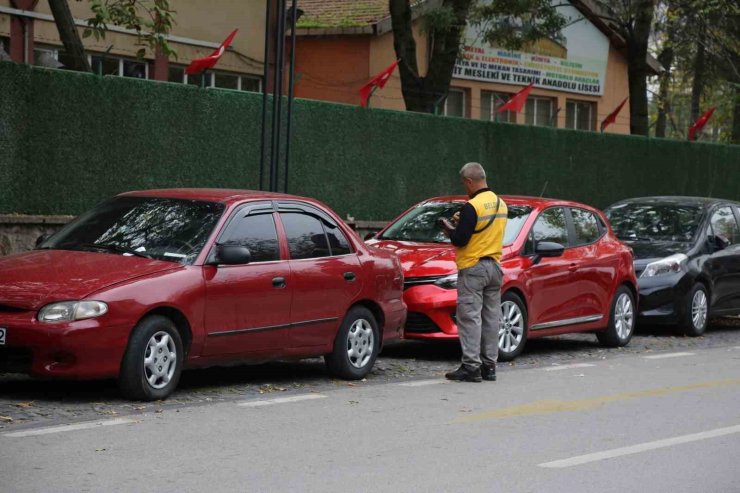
left=0, top=304, right=27, bottom=313
left=405, top=312, right=442, bottom=333
left=0, top=347, right=33, bottom=373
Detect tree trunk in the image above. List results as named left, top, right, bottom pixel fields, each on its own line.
left=690, top=28, right=707, bottom=124
left=655, top=47, right=673, bottom=138
left=655, top=8, right=677, bottom=139
left=732, top=86, right=740, bottom=144
left=390, top=0, right=473, bottom=113
left=625, top=0, right=656, bottom=136
left=48, top=0, right=91, bottom=72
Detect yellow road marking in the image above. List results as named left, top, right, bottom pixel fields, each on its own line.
left=456, top=378, right=740, bottom=424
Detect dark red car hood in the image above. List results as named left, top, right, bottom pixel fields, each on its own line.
left=370, top=239, right=514, bottom=278
left=0, top=250, right=181, bottom=310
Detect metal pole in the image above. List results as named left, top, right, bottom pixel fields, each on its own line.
left=283, top=0, right=299, bottom=194
left=259, top=0, right=273, bottom=191
left=270, top=0, right=287, bottom=192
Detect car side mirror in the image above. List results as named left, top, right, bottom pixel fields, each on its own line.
left=35, top=233, right=51, bottom=247
left=364, top=232, right=376, bottom=241
left=213, top=244, right=251, bottom=265
left=532, top=241, right=565, bottom=265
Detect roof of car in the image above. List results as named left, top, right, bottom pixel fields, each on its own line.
left=119, top=188, right=306, bottom=205
left=606, top=196, right=739, bottom=209
left=424, top=194, right=591, bottom=208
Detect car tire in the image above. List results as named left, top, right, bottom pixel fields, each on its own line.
left=597, top=286, right=636, bottom=347
left=119, top=315, right=184, bottom=401
left=325, top=306, right=379, bottom=380
left=680, top=283, right=709, bottom=337
left=498, top=292, right=528, bottom=362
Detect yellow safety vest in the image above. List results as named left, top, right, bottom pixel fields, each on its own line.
left=455, top=191, right=508, bottom=270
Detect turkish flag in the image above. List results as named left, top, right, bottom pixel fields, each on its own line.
left=185, top=29, right=239, bottom=75
left=495, top=82, right=534, bottom=114
left=359, top=60, right=400, bottom=108
left=600, top=97, right=628, bottom=132
left=688, top=107, right=716, bottom=141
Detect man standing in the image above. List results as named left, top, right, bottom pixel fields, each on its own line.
left=442, top=162, right=507, bottom=383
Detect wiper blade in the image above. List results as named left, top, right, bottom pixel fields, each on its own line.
left=82, top=243, right=154, bottom=259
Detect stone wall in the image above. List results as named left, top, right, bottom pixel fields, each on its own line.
left=0, top=215, right=74, bottom=256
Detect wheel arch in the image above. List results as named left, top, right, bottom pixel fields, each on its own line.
left=349, top=299, right=386, bottom=342
left=134, top=306, right=193, bottom=357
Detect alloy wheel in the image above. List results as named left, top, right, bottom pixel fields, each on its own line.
left=691, top=289, right=708, bottom=330
left=143, top=331, right=177, bottom=389
left=499, top=301, right=524, bottom=354
left=614, top=292, right=634, bottom=341
left=347, top=318, right=374, bottom=369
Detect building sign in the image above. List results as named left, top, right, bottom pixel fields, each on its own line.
left=453, top=1, right=610, bottom=96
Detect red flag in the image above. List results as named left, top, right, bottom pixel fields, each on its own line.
left=359, top=60, right=399, bottom=108
left=185, top=29, right=238, bottom=75
left=688, top=107, right=716, bottom=141
left=495, top=82, right=534, bottom=114
left=600, top=97, right=628, bottom=132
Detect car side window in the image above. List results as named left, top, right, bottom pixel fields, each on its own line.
left=571, top=208, right=601, bottom=245
left=222, top=213, right=280, bottom=262
left=281, top=212, right=331, bottom=260
left=532, top=207, right=569, bottom=248
left=324, top=222, right=352, bottom=256
left=708, top=206, right=740, bottom=245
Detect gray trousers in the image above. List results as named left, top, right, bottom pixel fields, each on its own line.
left=456, top=258, right=503, bottom=369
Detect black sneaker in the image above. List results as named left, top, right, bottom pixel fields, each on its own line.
left=445, top=365, right=482, bottom=383
left=481, top=363, right=497, bottom=381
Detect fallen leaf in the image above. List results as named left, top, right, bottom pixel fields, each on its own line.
left=0, top=416, right=13, bottom=423
left=15, top=402, right=34, bottom=409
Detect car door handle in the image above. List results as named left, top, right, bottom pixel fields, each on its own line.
left=344, top=272, right=357, bottom=282
left=568, top=263, right=578, bottom=272
left=272, top=277, right=286, bottom=288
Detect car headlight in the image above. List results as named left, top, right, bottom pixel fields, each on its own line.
left=38, top=301, right=109, bottom=323
left=434, top=274, right=458, bottom=289
left=640, top=253, right=688, bottom=278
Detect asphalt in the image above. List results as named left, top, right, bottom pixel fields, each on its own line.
left=1, top=343, right=740, bottom=492
left=2, top=319, right=739, bottom=429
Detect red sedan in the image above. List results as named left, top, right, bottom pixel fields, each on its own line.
left=0, top=189, right=406, bottom=400
left=368, top=195, right=637, bottom=361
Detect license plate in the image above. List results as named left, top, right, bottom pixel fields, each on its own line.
left=0, top=327, right=5, bottom=345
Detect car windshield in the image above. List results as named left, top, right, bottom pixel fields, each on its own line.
left=39, top=196, right=225, bottom=264
left=379, top=201, right=532, bottom=245
left=605, top=203, right=704, bottom=243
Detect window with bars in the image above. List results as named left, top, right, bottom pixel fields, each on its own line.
left=524, top=97, right=556, bottom=127
left=480, top=91, right=516, bottom=123
left=566, top=100, right=596, bottom=131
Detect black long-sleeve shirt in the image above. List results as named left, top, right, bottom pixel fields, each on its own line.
left=449, top=188, right=491, bottom=247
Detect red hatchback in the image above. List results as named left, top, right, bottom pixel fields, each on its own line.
left=368, top=195, right=637, bottom=361
left=0, top=189, right=406, bottom=400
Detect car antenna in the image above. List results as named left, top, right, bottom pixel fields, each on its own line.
left=539, top=180, right=549, bottom=197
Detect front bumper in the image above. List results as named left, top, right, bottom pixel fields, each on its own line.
left=636, top=272, right=692, bottom=325
left=402, top=285, right=459, bottom=340
left=0, top=311, right=131, bottom=379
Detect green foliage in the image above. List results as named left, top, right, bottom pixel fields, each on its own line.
left=80, top=0, right=176, bottom=58
left=469, top=0, right=568, bottom=51
left=0, top=63, right=738, bottom=219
